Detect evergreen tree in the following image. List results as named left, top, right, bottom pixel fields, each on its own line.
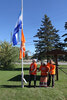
left=34, top=15, right=60, bottom=60
left=64, top=22, right=67, bottom=29
left=62, top=22, right=67, bottom=61
left=62, top=22, right=67, bottom=43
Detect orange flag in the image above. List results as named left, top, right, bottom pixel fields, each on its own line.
left=19, top=48, right=25, bottom=59
left=19, top=29, right=25, bottom=59
left=21, top=29, right=25, bottom=43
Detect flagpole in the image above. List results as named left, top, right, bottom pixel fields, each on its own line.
left=21, top=0, right=24, bottom=88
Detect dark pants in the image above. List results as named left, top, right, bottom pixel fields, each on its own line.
left=29, top=75, right=36, bottom=87
left=47, top=74, right=55, bottom=87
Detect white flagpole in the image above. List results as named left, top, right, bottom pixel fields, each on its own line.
left=21, top=0, right=24, bottom=88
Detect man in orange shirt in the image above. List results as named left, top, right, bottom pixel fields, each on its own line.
left=39, top=62, right=49, bottom=87
left=47, top=60, right=56, bottom=87
left=29, top=59, right=37, bottom=88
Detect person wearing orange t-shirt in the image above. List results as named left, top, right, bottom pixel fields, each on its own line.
left=39, top=62, right=49, bottom=87
left=47, top=60, right=56, bottom=87
left=29, top=59, right=37, bottom=88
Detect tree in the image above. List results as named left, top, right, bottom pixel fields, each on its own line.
left=62, top=22, right=67, bottom=44
left=34, top=15, right=60, bottom=60
left=0, top=41, right=19, bottom=68
left=64, top=22, right=67, bottom=29
left=25, top=51, right=29, bottom=60
left=62, top=22, right=67, bottom=61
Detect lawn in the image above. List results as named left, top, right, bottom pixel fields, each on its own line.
left=0, top=64, right=67, bottom=100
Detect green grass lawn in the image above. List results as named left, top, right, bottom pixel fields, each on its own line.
left=0, top=64, right=67, bottom=100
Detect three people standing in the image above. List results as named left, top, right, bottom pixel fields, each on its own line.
left=29, top=59, right=56, bottom=88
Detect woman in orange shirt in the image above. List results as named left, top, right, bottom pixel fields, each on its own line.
left=39, top=62, right=49, bottom=87
left=47, top=60, right=56, bottom=88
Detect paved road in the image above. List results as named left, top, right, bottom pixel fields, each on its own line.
left=58, top=62, right=67, bottom=65
left=22, top=62, right=67, bottom=65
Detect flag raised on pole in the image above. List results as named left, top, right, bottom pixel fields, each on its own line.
left=19, top=29, right=25, bottom=59
left=12, top=13, right=22, bottom=46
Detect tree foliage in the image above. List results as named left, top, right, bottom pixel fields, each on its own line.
left=25, top=51, right=29, bottom=60
left=62, top=22, right=67, bottom=43
left=34, top=15, right=61, bottom=60
left=0, top=41, right=19, bottom=68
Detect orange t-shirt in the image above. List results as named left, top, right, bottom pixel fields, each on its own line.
left=30, top=63, right=37, bottom=75
left=47, top=63, right=56, bottom=75
left=50, top=64, right=56, bottom=75
left=39, top=65, right=49, bottom=76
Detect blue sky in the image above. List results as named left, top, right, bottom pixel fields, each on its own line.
left=0, top=0, right=67, bottom=55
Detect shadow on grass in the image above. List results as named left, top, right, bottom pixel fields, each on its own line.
left=0, top=67, right=30, bottom=71
left=24, top=85, right=40, bottom=88
left=8, top=74, right=40, bottom=82
left=14, top=68, right=29, bottom=71
left=0, top=67, right=39, bottom=71
left=0, top=85, right=21, bottom=88
left=0, top=85, right=40, bottom=88
left=0, top=75, right=41, bottom=88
